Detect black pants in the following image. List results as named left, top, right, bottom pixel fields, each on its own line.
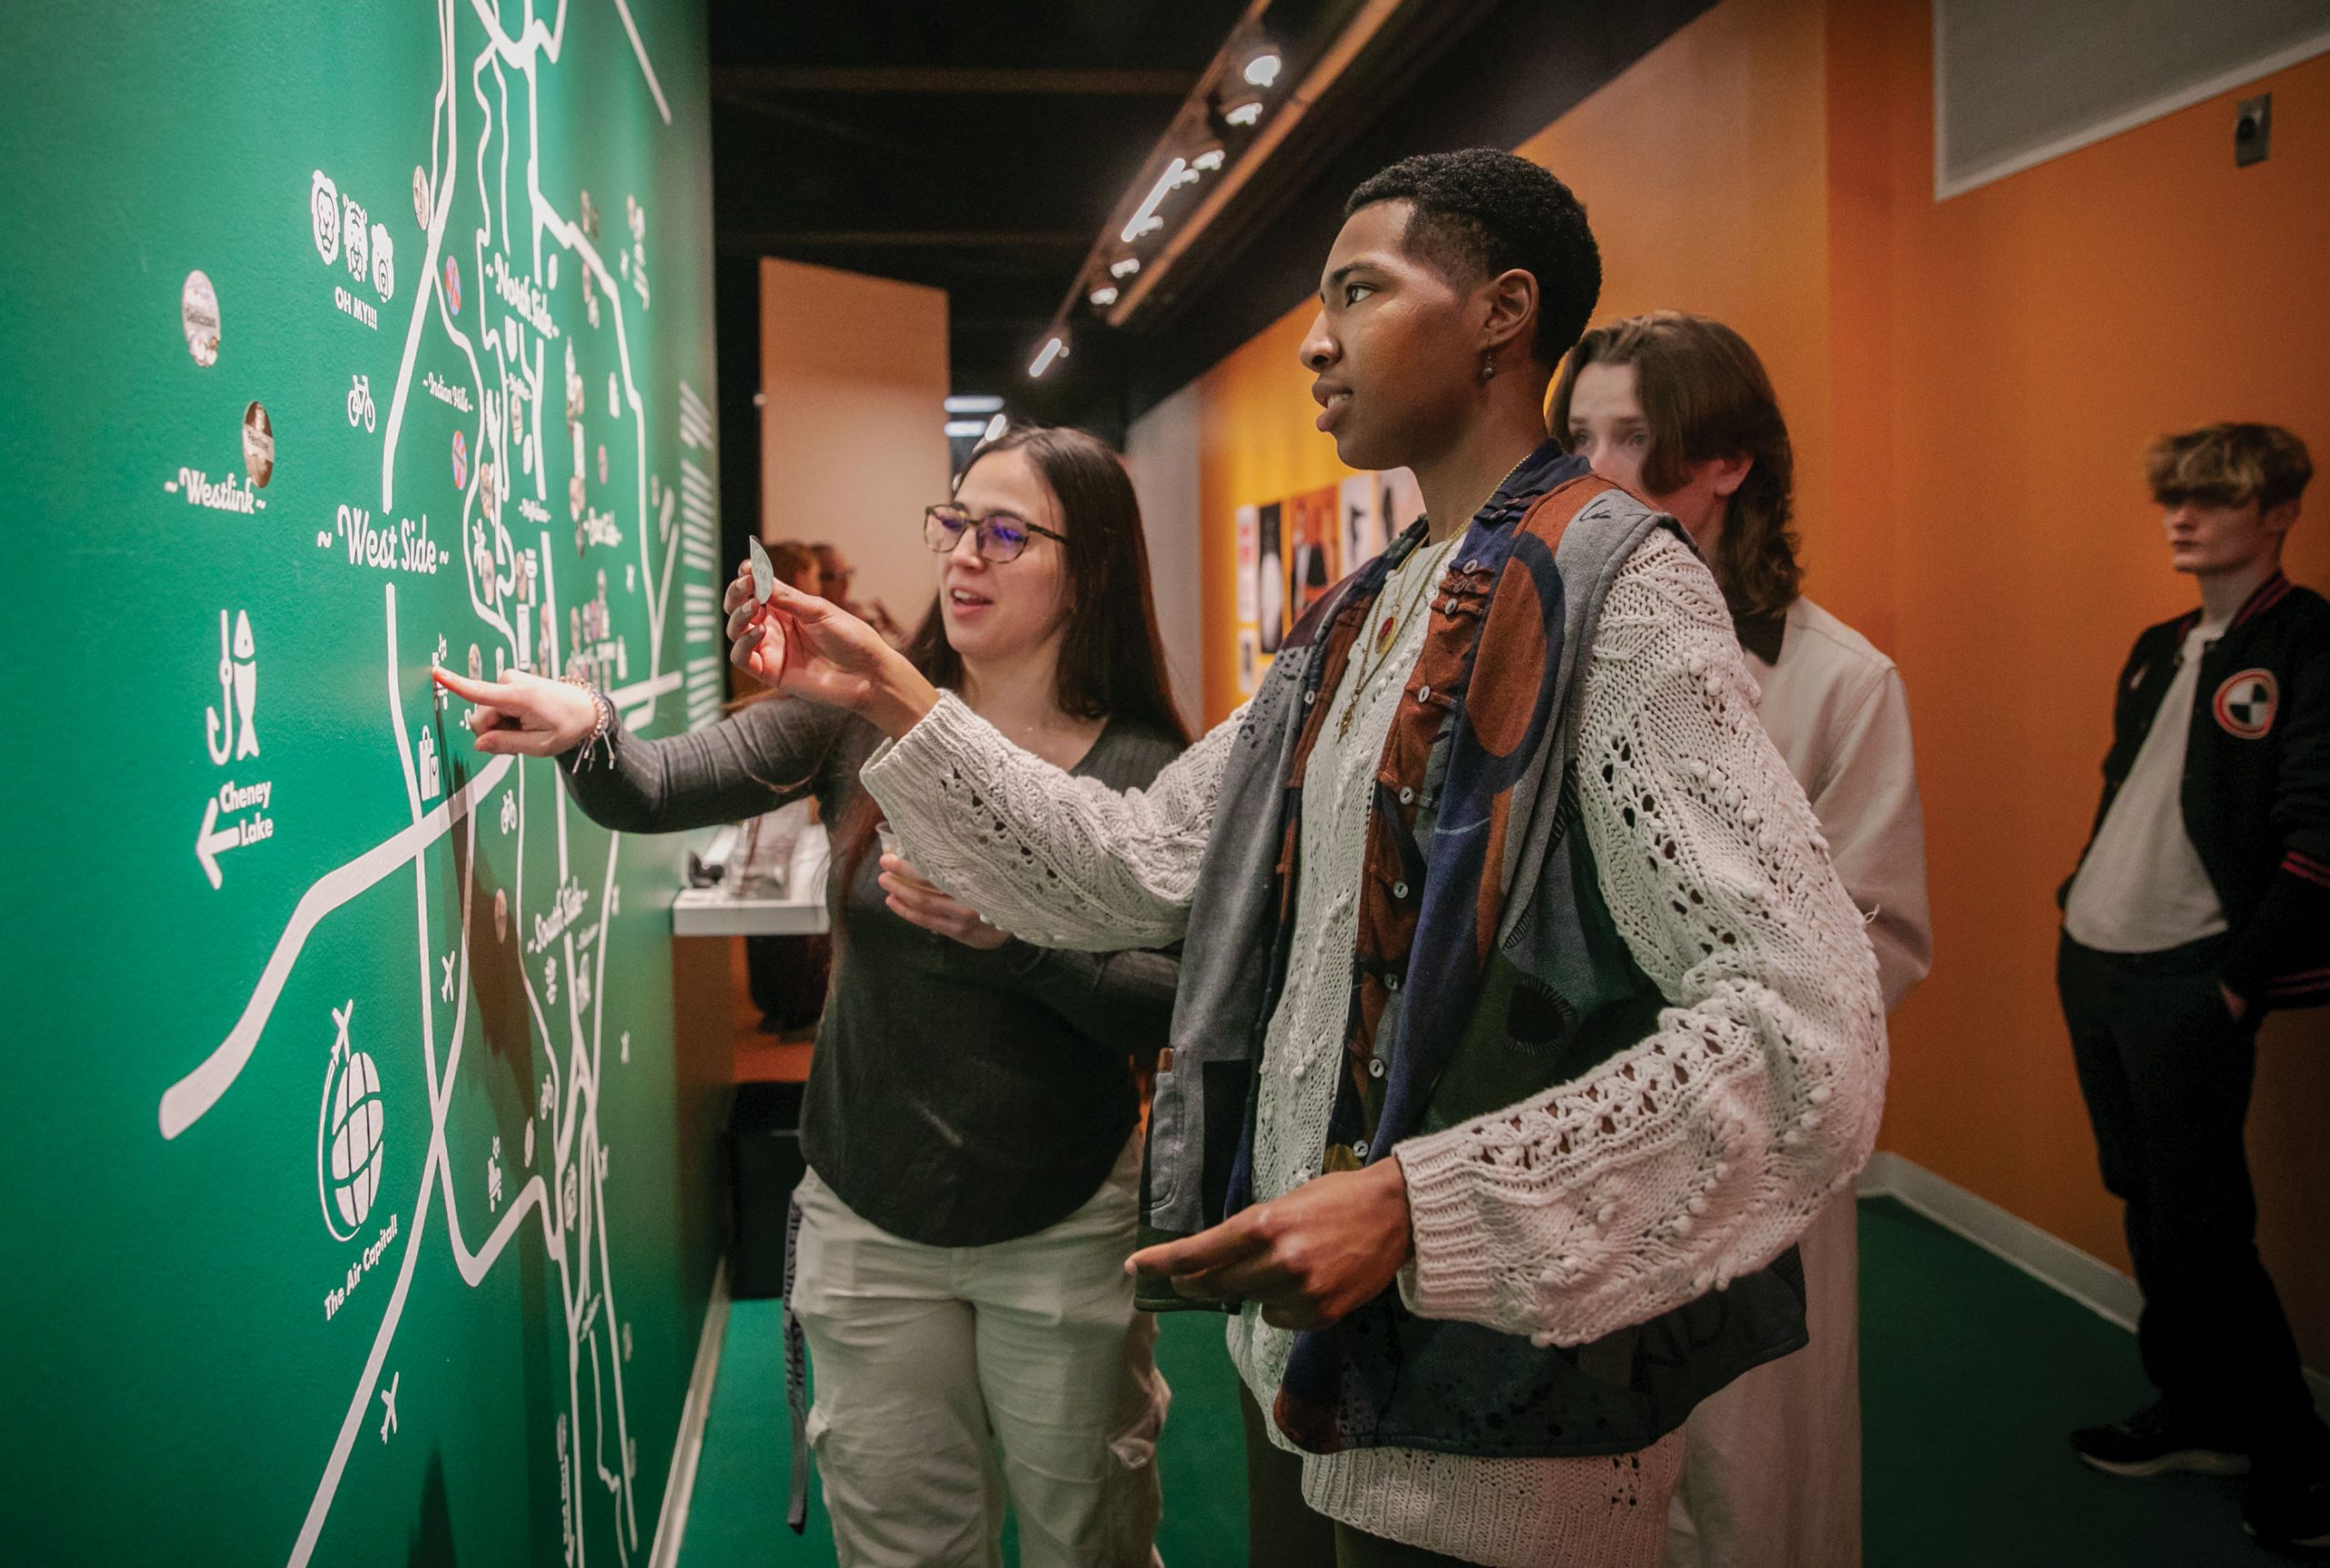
left=2058, top=932, right=2320, bottom=1455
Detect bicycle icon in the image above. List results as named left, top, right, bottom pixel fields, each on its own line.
left=348, top=373, right=376, bottom=432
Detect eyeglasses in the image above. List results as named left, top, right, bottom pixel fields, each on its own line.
left=923, top=504, right=1065, bottom=563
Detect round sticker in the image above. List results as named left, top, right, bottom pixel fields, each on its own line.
left=241, top=401, right=275, bottom=487
left=2213, top=668, right=2279, bottom=739
left=412, top=165, right=431, bottom=230
left=596, top=444, right=607, bottom=484
left=569, top=472, right=585, bottom=520
left=443, top=257, right=462, bottom=314
left=451, top=429, right=469, bottom=491
left=181, top=270, right=220, bottom=366
left=311, top=171, right=340, bottom=264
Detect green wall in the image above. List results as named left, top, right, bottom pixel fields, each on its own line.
left=0, top=3, right=729, bottom=1562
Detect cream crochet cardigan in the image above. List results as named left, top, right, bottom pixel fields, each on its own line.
left=863, top=529, right=1887, bottom=1566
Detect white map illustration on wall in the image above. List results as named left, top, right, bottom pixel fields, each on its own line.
left=153, top=4, right=712, bottom=1564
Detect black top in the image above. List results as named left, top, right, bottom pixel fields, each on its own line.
left=562, top=694, right=1183, bottom=1244
left=2065, top=572, right=2330, bottom=1009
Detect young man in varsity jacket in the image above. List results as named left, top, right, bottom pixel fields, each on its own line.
left=2058, top=421, right=2329, bottom=1553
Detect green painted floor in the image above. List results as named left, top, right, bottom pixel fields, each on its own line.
left=677, top=1198, right=2292, bottom=1566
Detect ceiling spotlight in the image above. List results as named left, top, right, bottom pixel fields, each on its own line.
left=1192, top=147, right=1225, bottom=173
left=983, top=412, right=1008, bottom=441
left=943, top=394, right=1004, bottom=415
left=1243, top=50, right=1282, bottom=89
left=1222, top=96, right=1264, bottom=127
left=1109, top=257, right=1141, bottom=279
left=1028, top=335, right=1067, bottom=378
left=1089, top=285, right=1119, bottom=307
left=1120, top=157, right=1197, bottom=246
left=943, top=419, right=987, bottom=439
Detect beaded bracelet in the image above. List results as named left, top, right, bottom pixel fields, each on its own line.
left=567, top=674, right=618, bottom=771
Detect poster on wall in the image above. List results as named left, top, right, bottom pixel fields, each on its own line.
left=1227, top=467, right=1425, bottom=703
left=1256, top=501, right=1286, bottom=655
left=1341, top=472, right=1383, bottom=569
left=1288, top=484, right=1340, bottom=625
left=1234, top=503, right=1259, bottom=626
left=1378, top=467, right=1423, bottom=543
left=1233, top=504, right=1261, bottom=696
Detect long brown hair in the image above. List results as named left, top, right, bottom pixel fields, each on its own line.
left=1550, top=310, right=1800, bottom=622
left=845, top=422, right=1190, bottom=888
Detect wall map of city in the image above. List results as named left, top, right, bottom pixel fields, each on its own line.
left=1, top=3, right=724, bottom=1563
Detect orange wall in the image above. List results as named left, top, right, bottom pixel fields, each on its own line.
left=1193, top=0, right=2330, bottom=1366
left=1829, top=2, right=2330, bottom=1367
left=759, top=258, right=951, bottom=627
left=1196, top=310, right=1361, bottom=718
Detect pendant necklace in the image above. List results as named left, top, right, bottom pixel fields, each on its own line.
left=1333, top=450, right=1531, bottom=741
left=1338, top=533, right=1459, bottom=740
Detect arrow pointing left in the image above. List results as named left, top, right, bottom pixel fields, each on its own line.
left=196, top=797, right=242, bottom=889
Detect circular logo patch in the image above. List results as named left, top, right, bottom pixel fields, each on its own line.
left=2213, top=668, right=2278, bottom=738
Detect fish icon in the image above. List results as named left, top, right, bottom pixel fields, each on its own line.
left=208, top=609, right=258, bottom=764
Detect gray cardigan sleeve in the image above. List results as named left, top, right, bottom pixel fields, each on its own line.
left=559, top=696, right=857, bottom=835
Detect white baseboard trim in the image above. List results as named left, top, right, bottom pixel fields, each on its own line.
left=1857, top=1151, right=2330, bottom=1421
left=648, top=1259, right=735, bottom=1568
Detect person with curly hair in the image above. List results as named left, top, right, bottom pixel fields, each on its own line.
left=741, top=149, right=1886, bottom=1566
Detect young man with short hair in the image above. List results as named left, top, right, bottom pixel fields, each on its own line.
left=748, top=149, right=1886, bottom=1566
left=2059, top=422, right=2329, bottom=1553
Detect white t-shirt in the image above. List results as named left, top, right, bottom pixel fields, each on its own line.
left=2062, top=616, right=2231, bottom=953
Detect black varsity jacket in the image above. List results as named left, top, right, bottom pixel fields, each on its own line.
left=2065, top=571, right=2330, bottom=1008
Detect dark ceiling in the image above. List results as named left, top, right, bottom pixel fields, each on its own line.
left=702, top=0, right=1713, bottom=556
left=706, top=3, right=1249, bottom=410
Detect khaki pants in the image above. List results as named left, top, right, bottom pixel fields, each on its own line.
left=1666, top=1194, right=1862, bottom=1568
left=789, top=1136, right=1166, bottom=1568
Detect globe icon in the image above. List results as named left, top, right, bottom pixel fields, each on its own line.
left=322, top=1047, right=386, bottom=1239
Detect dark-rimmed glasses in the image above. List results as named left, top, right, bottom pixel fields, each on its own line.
left=923, top=504, right=1065, bottom=563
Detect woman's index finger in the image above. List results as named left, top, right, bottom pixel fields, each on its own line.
left=431, top=665, right=510, bottom=705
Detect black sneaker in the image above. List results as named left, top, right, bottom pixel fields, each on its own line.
left=2072, top=1402, right=2250, bottom=1478
left=2244, top=1470, right=2330, bottom=1553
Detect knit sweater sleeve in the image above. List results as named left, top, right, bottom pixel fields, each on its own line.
left=856, top=692, right=1239, bottom=950
left=1393, top=530, right=1888, bottom=1348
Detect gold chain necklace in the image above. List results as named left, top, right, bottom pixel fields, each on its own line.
left=1333, top=450, right=1533, bottom=739
left=1337, top=533, right=1460, bottom=740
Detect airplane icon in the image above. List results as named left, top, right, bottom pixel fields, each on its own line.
left=379, top=1371, right=399, bottom=1442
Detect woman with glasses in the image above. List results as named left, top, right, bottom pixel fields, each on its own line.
left=433, top=425, right=1189, bottom=1568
